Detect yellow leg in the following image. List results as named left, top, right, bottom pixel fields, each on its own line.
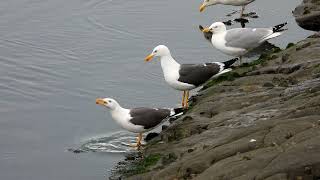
left=129, top=133, right=143, bottom=149
left=182, top=91, right=186, bottom=108
left=240, top=5, right=245, bottom=18
left=137, top=133, right=142, bottom=148
left=184, top=90, right=189, bottom=109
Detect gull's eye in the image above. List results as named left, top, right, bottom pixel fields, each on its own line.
left=154, top=50, right=158, bottom=53
left=108, top=100, right=112, bottom=103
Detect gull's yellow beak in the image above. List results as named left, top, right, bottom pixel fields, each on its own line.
left=145, top=54, right=154, bottom=62
left=199, top=4, right=206, bottom=12
left=96, top=98, right=107, bottom=106
left=202, top=28, right=210, bottom=33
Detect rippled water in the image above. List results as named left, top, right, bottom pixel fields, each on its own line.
left=70, top=131, right=137, bottom=154
left=0, top=0, right=311, bottom=179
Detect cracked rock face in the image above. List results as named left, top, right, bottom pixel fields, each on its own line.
left=293, top=0, right=320, bottom=31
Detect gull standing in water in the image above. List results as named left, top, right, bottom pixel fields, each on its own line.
left=202, top=22, right=287, bottom=63
left=145, top=45, right=238, bottom=109
left=95, top=98, right=183, bottom=149
left=199, top=0, right=256, bottom=18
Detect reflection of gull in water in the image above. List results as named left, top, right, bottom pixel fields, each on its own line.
left=199, top=0, right=256, bottom=18
left=69, top=131, right=137, bottom=154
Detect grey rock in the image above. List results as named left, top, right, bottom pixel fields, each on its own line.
left=293, top=0, right=320, bottom=31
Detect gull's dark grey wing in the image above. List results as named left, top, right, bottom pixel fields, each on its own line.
left=129, top=108, right=171, bottom=129
left=178, top=63, right=222, bottom=86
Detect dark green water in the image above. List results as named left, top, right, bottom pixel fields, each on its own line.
left=0, top=0, right=311, bottom=179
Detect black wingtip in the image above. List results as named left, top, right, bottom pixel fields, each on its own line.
left=222, top=58, right=239, bottom=69
left=199, top=25, right=204, bottom=31
left=173, top=107, right=184, bottom=115
left=273, top=22, right=288, bottom=32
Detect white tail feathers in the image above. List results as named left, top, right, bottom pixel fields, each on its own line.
left=170, top=108, right=184, bottom=116
left=212, top=68, right=232, bottom=78
left=262, top=32, right=283, bottom=42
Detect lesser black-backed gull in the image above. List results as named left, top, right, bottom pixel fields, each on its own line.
left=95, top=98, right=183, bottom=149
left=145, top=45, right=238, bottom=109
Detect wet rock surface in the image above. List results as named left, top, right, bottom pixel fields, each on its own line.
left=293, top=0, right=320, bottom=31
left=110, top=36, right=320, bottom=180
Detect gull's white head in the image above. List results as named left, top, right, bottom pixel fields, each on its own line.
left=200, top=0, right=219, bottom=12
left=145, top=45, right=171, bottom=62
left=202, top=22, right=226, bottom=34
left=96, top=97, right=120, bottom=110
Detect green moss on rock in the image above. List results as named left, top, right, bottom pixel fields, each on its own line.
left=202, top=72, right=241, bottom=90
left=162, top=153, right=178, bottom=165
left=167, top=126, right=190, bottom=142
left=272, top=47, right=282, bottom=53
left=286, top=43, right=295, bottom=49
left=312, top=64, right=320, bottom=74
left=201, top=46, right=282, bottom=90
left=124, top=154, right=161, bottom=176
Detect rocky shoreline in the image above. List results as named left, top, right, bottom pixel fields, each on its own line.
left=109, top=1, right=320, bottom=179
left=110, top=34, right=320, bottom=180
